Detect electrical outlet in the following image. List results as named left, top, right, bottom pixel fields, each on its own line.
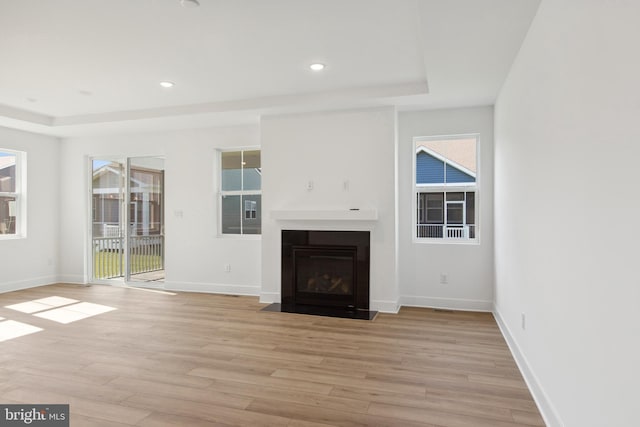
left=521, top=313, right=526, bottom=330
left=343, top=180, right=349, bottom=191
left=439, top=273, right=448, bottom=284
left=306, top=180, right=314, bottom=191
left=224, top=264, right=231, bottom=273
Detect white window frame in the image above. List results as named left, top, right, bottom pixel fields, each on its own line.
left=413, top=134, right=479, bottom=245
left=218, top=147, right=261, bottom=238
left=0, top=149, right=27, bottom=239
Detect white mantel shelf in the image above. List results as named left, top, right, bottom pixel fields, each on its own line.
left=270, top=209, right=378, bottom=221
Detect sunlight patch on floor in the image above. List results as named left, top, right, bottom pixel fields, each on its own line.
left=0, top=320, right=42, bottom=342
left=0, top=296, right=117, bottom=341
left=35, top=296, right=79, bottom=307
left=5, top=296, right=78, bottom=314
left=33, top=302, right=116, bottom=324
left=3, top=295, right=117, bottom=329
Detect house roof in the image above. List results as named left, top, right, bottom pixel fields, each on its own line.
left=0, top=156, right=16, bottom=172
left=416, top=138, right=476, bottom=173
left=92, top=164, right=161, bottom=191
left=0, top=1, right=540, bottom=137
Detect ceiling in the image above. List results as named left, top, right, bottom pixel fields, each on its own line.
left=0, top=0, right=540, bottom=137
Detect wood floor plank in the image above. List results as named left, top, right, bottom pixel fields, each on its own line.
left=80, top=362, right=215, bottom=389
left=188, top=367, right=334, bottom=395
left=9, top=372, right=134, bottom=404
left=210, top=379, right=371, bottom=414
left=246, top=398, right=440, bottom=427
left=423, top=387, right=540, bottom=413
left=511, top=409, right=546, bottom=426
left=421, top=377, right=535, bottom=400
left=230, top=355, right=369, bottom=379
left=363, top=366, right=468, bottom=385
left=468, top=373, right=531, bottom=389
left=200, top=342, right=325, bottom=364
left=271, top=368, right=427, bottom=395
left=2, top=387, right=151, bottom=425
left=108, top=376, right=252, bottom=409
left=70, top=414, right=132, bottom=427
left=124, top=393, right=291, bottom=427
left=147, top=352, right=279, bottom=377
left=0, top=284, right=544, bottom=426
left=136, top=412, right=234, bottom=427
left=329, top=385, right=516, bottom=422
left=287, top=420, right=341, bottom=427
left=368, top=401, right=530, bottom=427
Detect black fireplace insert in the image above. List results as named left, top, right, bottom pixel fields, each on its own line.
left=274, top=229, right=374, bottom=319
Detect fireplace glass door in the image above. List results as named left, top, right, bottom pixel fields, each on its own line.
left=293, top=247, right=357, bottom=307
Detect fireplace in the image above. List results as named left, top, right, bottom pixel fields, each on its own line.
left=275, top=229, right=374, bottom=319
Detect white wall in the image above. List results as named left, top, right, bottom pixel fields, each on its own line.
left=0, top=127, right=60, bottom=292
left=260, top=108, right=399, bottom=312
left=59, top=126, right=262, bottom=295
left=398, top=107, right=494, bottom=311
left=494, top=1, right=640, bottom=426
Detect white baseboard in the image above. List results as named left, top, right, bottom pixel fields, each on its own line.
left=259, top=292, right=280, bottom=304
left=0, top=276, right=59, bottom=294
left=400, top=295, right=492, bottom=312
left=57, top=274, right=86, bottom=285
left=493, top=305, right=563, bottom=427
left=371, top=299, right=400, bottom=313
left=164, top=281, right=260, bottom=297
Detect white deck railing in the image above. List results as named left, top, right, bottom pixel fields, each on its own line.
left=93, top=233, right=164, bottom=279
left=129, top=235, right=164, bottom=274
left=446, top=226, right=468, bottom=239
left=417, top=224, right=472, bottom=239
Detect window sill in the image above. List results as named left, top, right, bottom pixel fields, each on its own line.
left=413, top=238, right=479, bottom=246
left=0, top=234, right=25, bottom=241
left=217, top=234, right=261, bottom=241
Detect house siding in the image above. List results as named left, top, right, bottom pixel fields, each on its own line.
left=445, top=163, right=475, bottom=183
left=416, top=151, right=475, bottom=184
left=416, top=151, right=444, bottom=184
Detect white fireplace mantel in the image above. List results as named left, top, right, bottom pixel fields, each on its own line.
left=270, top=209, right=378, bottom=221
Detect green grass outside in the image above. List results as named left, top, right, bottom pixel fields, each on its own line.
left=94, top=251, right=163, bottom=279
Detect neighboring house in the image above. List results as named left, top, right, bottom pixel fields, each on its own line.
left=416, top=146, right=476, bottom=184
left=415, top=144, right=477, bottom=239
left=0, top=157, right=16, bottom=234
left=92, top=163, right=163, bottom=239
left=220, top=151, right=262, bottom=235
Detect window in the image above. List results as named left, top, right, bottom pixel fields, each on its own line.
left=0, top=149, right=25, bottom=237
left=244, top=199, right=257, bottom=219
left=414, top=136, right=477, bottom=241
left=220, top=149, right=261, bottom=235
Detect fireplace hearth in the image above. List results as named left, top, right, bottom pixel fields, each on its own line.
left=263, top=229, right=375, bottom=320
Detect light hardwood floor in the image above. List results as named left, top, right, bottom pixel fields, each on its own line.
left=0, top=284, right=544, bottom=426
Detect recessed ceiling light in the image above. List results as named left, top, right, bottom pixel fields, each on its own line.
left=180, top=0, right=200, bottom=7
left=160, top=81, right=175, bottom=88
left=309, top=63, right=325, bottom=71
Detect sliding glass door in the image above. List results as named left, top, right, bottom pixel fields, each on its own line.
left=90, top=157, right=165, bottom=284
left=91, top=158, right=125, bottom=281
left=127, top=157, right=164, bottom=283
